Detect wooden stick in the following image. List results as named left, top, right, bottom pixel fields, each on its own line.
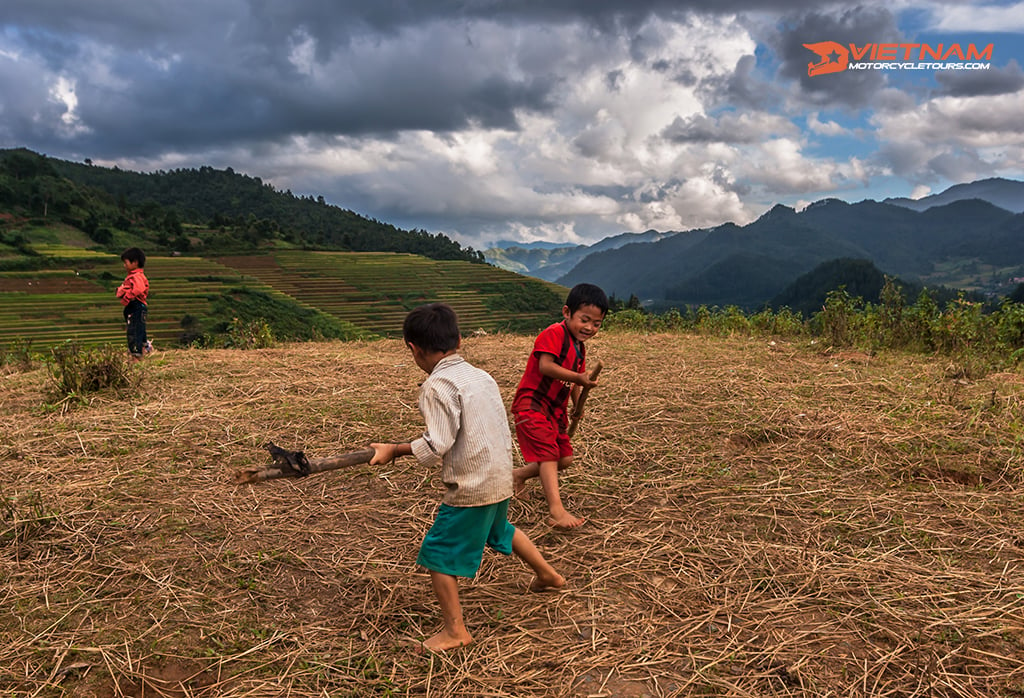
left=234, top=448, right=375, bottom=485
left=567, top=360, right=603, bottom=438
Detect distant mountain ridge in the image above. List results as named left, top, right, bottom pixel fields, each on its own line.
left=884, top=178, right=1024, bottom=213
left=551, top=179, right=1024, bottom=310
left=484, top=229, right=676, bottom=281
left=487, top=178, right=1024, bottom=301
left=490, top=239, right=577, bottom=250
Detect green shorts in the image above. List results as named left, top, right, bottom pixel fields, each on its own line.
left=417, top=499, right=515, bottom=578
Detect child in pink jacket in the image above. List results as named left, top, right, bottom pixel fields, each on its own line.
left=116, top=247, right=151, bottom=360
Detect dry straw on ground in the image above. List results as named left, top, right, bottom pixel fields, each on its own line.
left=1, top=332, right=1023, bottom=697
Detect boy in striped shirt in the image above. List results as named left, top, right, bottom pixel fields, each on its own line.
left=371, top=303, right=564, bottom=652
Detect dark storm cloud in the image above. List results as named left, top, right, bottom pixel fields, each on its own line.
left=1, top=0, right=571, bottom=159
left=702, top=53, right=778, bottom=110
left=7, top=0, right=1019, bottom=247
left=934, top=59, right=1024, bottom=97
left=258, top=0, right=830, bottom=35
left=0, top=0, right=833, bottom=159
left=662, top=111, right=795, bottom=144
left=772, top=5, right=900, bottom=107
left=3, top=0, right=828, bottom=53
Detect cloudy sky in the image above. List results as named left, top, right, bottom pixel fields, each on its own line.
left=2, top=1, right=1023, bottom=249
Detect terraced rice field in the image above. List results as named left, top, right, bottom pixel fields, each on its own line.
left=0, top=251, right=284, bottom=349
left=218, top=251, right=563, bottom=335
left=2, top=248, right=564, bottom=350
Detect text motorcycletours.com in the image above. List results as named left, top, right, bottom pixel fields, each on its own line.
left=803, top=42, right=993, bottom=76
left=850, top=62, right=990, bottom=70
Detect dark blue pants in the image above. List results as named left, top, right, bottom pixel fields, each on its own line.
left=123, top=300, right=148, bottom=357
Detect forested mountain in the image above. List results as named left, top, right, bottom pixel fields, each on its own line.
left=483, top=229, right=675, bottom=281
left=885, top=178, right=1024, bottom=213
left=0, top=148, right=482, bottom=262
left=768, top=258, right=989, bottom=317
left=558, top=196, right=1024, bottom=312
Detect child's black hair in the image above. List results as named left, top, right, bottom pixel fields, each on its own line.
left=565, top=283, right=609, bottom=315
left=120, top=247, right=146, bottom=268
left=403, top=303, right=461, bottom=353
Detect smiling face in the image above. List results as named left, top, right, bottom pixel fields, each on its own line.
left=562, top=303, right=604, bottom=342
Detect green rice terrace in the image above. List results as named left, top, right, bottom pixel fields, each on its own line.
left=0, top=246, right=566, bottom=349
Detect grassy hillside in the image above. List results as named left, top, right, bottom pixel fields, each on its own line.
left=1, top=148, right=483, bottom=263
left=215, top=250, right=565, bottom=335
left=0, top=244, right=565, bottom=350
left=1, top=334, right=1022, bottom=695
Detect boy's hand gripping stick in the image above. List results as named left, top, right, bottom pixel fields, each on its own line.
left=567, top=360, right=602, bottom=438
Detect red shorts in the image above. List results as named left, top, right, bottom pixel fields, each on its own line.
left=514, top=410, right=572, bottom=463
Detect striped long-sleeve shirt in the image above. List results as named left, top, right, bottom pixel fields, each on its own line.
left=410, top=354, right=514, bottom=507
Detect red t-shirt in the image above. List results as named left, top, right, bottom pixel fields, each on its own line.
left=512, top=321, right=586, bottom=420
left=116, top=268, right=149, bottom=306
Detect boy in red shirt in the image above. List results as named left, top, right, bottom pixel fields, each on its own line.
left=512, top=283, right=608, bottom=529
left=115, top=247, right=151, bottom=361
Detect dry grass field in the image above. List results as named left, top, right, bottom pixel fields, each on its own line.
left=2, top=331, right=1024, bottom=697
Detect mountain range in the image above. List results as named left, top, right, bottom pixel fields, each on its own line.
left=486, top=178, right=1024, bottom=310
left=883, top=178, right=1024, bottom=213
left=484, top=229, right=676, bottom=281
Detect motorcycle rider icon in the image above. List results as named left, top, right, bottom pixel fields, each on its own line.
left=803, top=41, right=849, bottom=76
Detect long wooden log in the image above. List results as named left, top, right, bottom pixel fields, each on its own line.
left=567, top=360, right=603, bottom=438
left=235, top=448, right=375, bottom=485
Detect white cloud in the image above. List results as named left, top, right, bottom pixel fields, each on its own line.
left=874, top=91, right=1024, bottom=151
left=736, top=138, right=837, bottom=193
left=806, top=111, right=849, bottom=136
left=7, top=2, right=1021, bottom=249
left=869, top=91, right=1024, bottom=185
left=261, top=13, right=765, bottom=244
left=49, top=77, right=82, bottom=130
left=287, top=29, right=317, bottom=76
left=923, top=1, right=1024, bottom=32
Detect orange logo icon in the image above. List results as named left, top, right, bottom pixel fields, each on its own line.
left=803, top=41, right=849, bottom=76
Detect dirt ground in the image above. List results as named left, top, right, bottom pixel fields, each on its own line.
left=1, top=331, right=1023, bottom=697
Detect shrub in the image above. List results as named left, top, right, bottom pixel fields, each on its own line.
left=815, top=287, right=862, bottom=348
left=47, top=341, right=136, bottom=402
left=226, top=317, right=275, bottom=349
left=1, top=337, right=34, bottom=373
left=604, top=308, right=655, bottom=333
left=750, top=307, right=806, bottom=337
left=936, top=296, right=989, bottom=356
left=995, top=299, right=1024, bottom=363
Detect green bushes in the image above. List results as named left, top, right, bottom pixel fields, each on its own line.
left=0, top=338, right=34, bottom=373
left=605, top=279, right=1024, bottom=375
left=480, top=281, right=563, bottom=314
left=47, top=341, right=136, bottom=402
left=204, top=288, right=370, bottom=344
left=226, top=317, right=275, bottom=350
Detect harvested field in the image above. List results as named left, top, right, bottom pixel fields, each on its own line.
left=1, top=332, right=1023, bottom=697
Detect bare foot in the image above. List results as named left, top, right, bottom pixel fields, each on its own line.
left=421, top=629, right=473, bottom=653
left=548, top=511, right=586, bottom=530
left=529, top=571, right=567, bottom=593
